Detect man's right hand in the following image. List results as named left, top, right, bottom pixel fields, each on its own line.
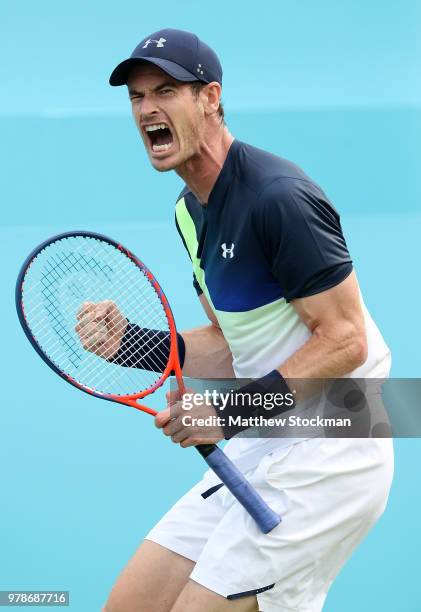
left=75, top=300, right=128, bottom=360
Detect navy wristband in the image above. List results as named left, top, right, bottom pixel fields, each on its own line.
left=111, top=322, right=185, bottom=372
left=216, top=370, right=293, bottom=439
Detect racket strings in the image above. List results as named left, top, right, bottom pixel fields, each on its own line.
left=28, top=240, right=169, bottom=393
left=39, top=254, right=88, bottom=369
left=21, top=236, right=172, bottom=396
left=32, top=266, right=168, bottom=370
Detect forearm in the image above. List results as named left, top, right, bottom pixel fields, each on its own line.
left=180, top=324, right=234, bottom=378
left=280, top=322, right=367, bottom=379
left=278, top=322, right=367, bottom=401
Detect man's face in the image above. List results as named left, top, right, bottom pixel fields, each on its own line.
left=127, top=64, right=205, bottom=172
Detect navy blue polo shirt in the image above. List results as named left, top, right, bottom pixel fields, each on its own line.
left=175, top=139, right=353, bottom=378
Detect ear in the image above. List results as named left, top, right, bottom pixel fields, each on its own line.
left=202, top=82, right=222, bottom=116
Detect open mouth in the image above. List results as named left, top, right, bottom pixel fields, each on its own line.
left=145, top=123, right=174, bottom=153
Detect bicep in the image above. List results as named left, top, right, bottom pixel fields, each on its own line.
left=291, top=271, right=365, bottom=335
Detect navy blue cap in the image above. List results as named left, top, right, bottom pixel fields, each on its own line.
left=109, top=28, right=223, bottom=86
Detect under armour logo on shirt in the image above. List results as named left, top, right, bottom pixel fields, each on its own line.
left=142, top=37, right=166, bottom=49
left=221, top=243, right=235, bottom=259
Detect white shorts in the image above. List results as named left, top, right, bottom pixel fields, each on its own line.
left=146, top=438, right=394, bottom=611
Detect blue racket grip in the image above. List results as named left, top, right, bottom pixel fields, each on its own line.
left=198, top=445, right=281, bottom=533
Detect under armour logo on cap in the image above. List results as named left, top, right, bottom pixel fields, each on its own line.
left=142, top=37, right=166, bottom=49
left=221, top=243, right=235, bottom=259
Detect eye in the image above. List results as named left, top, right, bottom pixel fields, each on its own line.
left=160, top=88, right=173, bottom=95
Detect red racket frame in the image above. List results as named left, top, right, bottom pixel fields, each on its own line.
left=16, top=231, right=185, bottom=416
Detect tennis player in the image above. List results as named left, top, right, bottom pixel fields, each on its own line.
left=84, top=29, right=394, bottom=612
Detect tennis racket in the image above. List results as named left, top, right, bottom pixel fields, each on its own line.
left=15, top=231, right=281, bottom=533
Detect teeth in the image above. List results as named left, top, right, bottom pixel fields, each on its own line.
left=152, top=142, right=174, bottom=152
left=146, top=123, right=168, bottom=132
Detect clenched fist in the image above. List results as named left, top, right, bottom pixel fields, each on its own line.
left=75, top=300, right=128, bottom=360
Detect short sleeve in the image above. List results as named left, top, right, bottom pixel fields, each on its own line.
left=255, top=178, right=353, bottom=301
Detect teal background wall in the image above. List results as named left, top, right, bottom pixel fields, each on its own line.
left=1, top=1, right=420, bottom=610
